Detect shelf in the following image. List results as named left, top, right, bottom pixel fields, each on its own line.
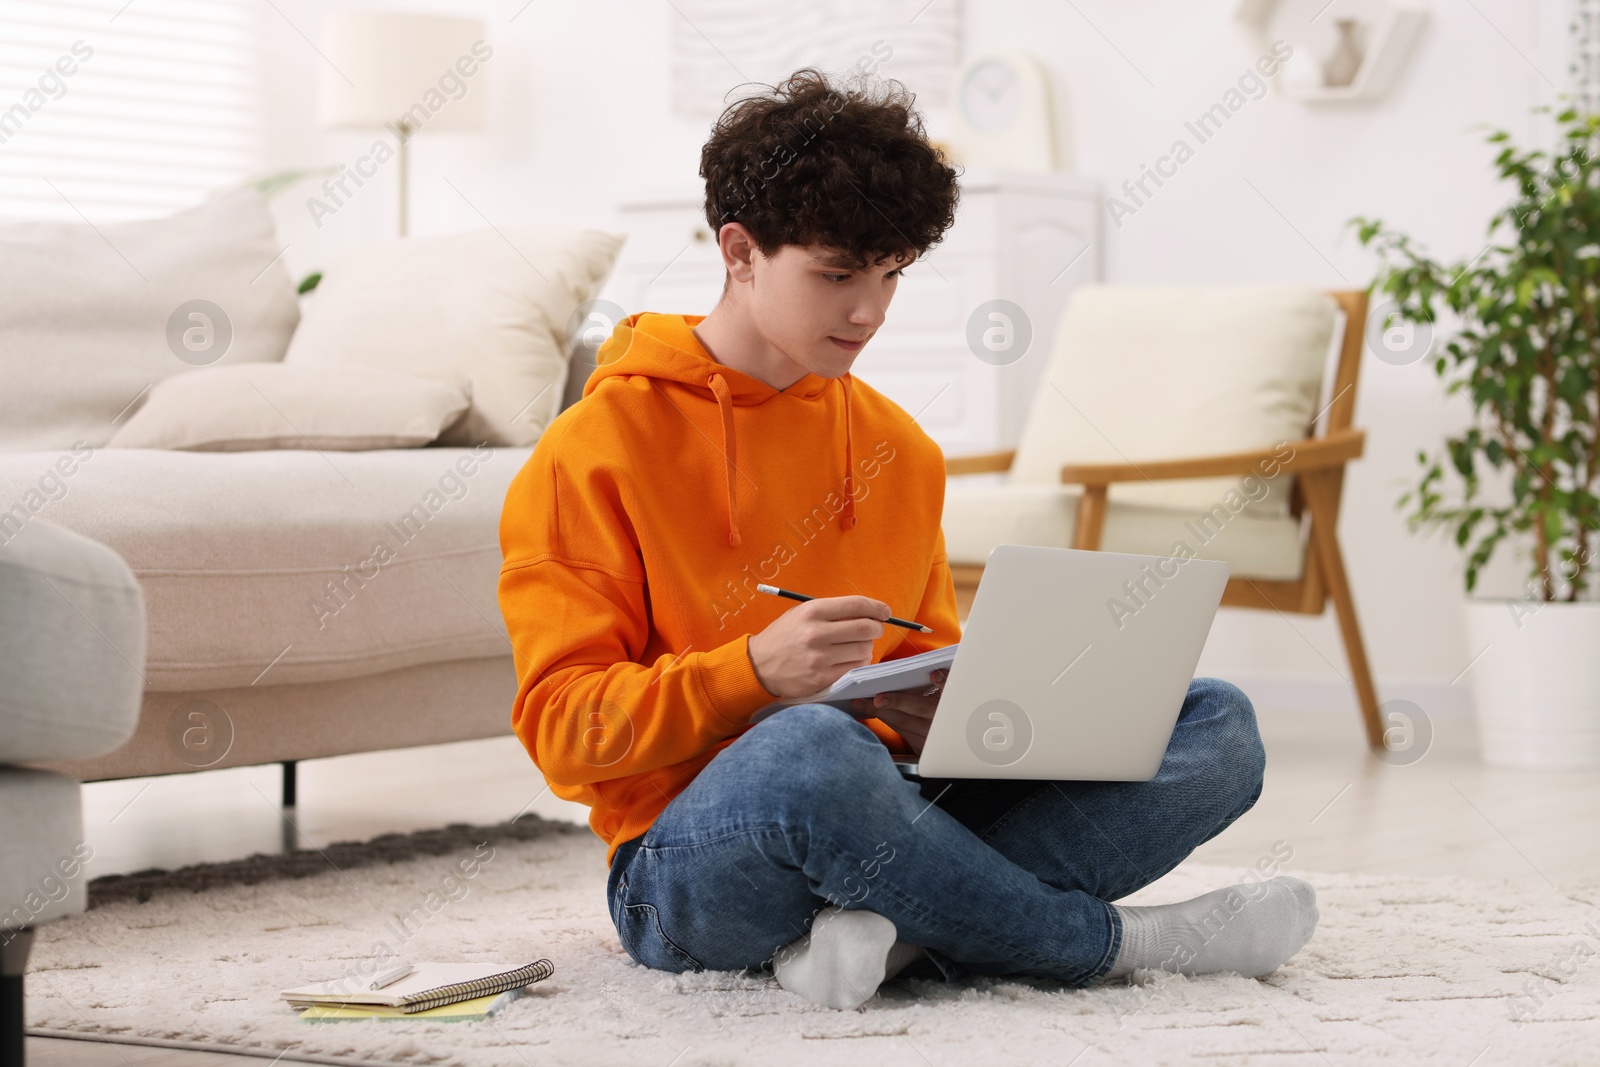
left=1234, top=0, right=1428, bottom=103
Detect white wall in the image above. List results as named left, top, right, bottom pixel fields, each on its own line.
left=257, top=0, right=1578, bottom=722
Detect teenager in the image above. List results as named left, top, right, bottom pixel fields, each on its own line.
left=498, top=68, right=1318, bottom=1011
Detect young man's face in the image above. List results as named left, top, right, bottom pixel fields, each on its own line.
left=734, top=231, right=913, bottom=379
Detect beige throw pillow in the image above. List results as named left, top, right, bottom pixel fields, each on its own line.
left=0, top=187, right=301, bottom=451
left=283, top=224, right=625, bottom=446
left=107, top=363, right=471, bottom=451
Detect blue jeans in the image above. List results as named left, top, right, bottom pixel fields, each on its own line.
left=605, top=677, right=1265, bottom=986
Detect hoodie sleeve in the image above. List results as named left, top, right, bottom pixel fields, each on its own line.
left=497, top=441, right=776, bottom=789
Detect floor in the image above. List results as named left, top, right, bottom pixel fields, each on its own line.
left=28, top=706, right=1600, bottom=1065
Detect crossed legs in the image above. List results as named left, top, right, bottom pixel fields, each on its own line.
left=605, top=677, right=1287, bottom=1001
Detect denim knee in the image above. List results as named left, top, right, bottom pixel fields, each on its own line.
left=1190, top=677, right=1266, bottom=808
left=749, top=702, right=880, bottom=756
left=738, top=703, right=901, bottom=814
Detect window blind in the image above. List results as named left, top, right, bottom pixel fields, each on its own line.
left=0, top=0, right=259, bottom=222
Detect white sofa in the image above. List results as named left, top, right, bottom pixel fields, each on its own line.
left=1, top=517, right=143, bottom=1066
left=2, top=445, right=532, bottom=783
left=0, top=188, right=612, bottom=790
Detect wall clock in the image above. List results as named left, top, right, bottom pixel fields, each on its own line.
left=947, top=51, right=1057, bottom=170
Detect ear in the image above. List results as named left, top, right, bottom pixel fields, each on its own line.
left=716, top=222, right=759, bottom=285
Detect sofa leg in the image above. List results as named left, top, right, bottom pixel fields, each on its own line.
left=2, top=926, right=34, bottom=1067
left=282, top=760, right=297, bottom=809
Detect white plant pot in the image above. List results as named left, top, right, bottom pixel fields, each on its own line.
left=1464, top=599, right=1600, bottom=768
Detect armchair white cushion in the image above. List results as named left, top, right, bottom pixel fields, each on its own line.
left=944, top=283, right=1340, bottom=580
left=1009, top=283, right=1336, bottom=512
left=941, top=482, right=1307, bottom=581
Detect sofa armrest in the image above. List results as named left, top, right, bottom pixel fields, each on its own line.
left=0, top=518, right=144, bottom=765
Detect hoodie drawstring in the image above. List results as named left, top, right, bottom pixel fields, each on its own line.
left=707, top=373, right=742, bottom=548
left=706, top=370, right=856, bottom=549
left=840, top=376, right=856, bottom=533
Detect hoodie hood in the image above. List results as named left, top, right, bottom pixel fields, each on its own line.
left=584, top=312, right=858, bottom=548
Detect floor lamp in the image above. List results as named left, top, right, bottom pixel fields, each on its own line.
left=317, top=12, right=488, bottom=237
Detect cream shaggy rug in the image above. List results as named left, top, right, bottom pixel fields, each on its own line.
left=25, top=815, right=1600, bottom=1067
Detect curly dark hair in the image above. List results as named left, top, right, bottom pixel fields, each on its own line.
left=699, top=68, right=960, bottom=268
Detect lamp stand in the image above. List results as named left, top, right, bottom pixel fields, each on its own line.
left=396, top=118, right=413, bottom=238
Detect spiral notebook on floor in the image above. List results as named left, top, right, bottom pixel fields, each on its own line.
left=748, top=643, right=959, bottom=724
left=282, top=960, right=554, bottom=1014
left=297, top=989, right=524, bottom=1022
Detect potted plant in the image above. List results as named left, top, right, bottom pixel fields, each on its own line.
left=1349, top=103, right=1600, bottom=768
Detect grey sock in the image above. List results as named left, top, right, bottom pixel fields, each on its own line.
left=1103, top=875, right=1318, bottom=980
left=773, top=906, right=924, bottom=1010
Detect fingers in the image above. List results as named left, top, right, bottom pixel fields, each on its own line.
left=819, top=618, right=884, bottom=649
left=811, top=595, right=891, bottom=623
left=891, top=669, right=951, bottom=699
left=850, top=695, right=935, bottom=754
left=850, top=694, right=933, bottom=717
left=850, top=669, right=949, bottom=712
left=871, top=692, right=937, bottom=721
left=871, top=704, right=931, bottom=751
left=804, top=597, right=893, bottom=652
left=827, top=640, right=878, bottom=672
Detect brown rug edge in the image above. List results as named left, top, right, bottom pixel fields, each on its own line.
left=86, top=813, right=588, bottom=908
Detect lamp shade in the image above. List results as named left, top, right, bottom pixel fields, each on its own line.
left=317, top=12, right=488, bottom=132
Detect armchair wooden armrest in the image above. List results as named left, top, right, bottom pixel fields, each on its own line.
left=945, top=450, right=1016, bottom=476
left=1058, top=430, right=1365, bottom=487
left=1056, top=430, right=1365, bottom=554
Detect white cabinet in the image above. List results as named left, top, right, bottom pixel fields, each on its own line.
left=605, top=168, right=1102, bottom=457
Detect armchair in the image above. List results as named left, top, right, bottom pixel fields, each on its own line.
left=943, top=286, right=1383, bottom=751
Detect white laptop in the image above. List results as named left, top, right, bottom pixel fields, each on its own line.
left=896, top=544, right=1229, bottom=781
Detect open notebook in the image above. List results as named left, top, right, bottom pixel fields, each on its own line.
left=749, top=643, right=959, bottom=724
left=282, top=960, right=554, bottom=1015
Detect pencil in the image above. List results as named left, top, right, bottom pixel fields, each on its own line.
left=755, top=583, right=933, bottom=633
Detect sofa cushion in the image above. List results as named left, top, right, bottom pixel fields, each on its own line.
left=0, top=518, right=143, bottom=763
left=0, top=446, right=530, bottom=691
left=284, top=224, right=625, bottom=448
left=1009, top=284, right=1338, bottom=514
left=25, top=658, right=517, bottom=783
left=943, top=479, right=1306, bottom=581
left=106, top=363, right=473, bottom=452
left=0, top=187, right=301, bottom=452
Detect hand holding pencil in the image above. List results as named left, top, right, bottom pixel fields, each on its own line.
left=745, top=586, right=931, bottom=700
left=756, top=584, right=931, bottom=633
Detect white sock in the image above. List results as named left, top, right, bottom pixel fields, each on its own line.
left=1103, top=875, right=1318, bottom=980
left=772, top=906, right=925, bottom=1010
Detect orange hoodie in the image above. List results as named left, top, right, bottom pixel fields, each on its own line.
left=497, top=313, right=962, bottom=864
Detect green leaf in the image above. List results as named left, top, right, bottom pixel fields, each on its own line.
left=243, top=166, right=340, bottom=199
